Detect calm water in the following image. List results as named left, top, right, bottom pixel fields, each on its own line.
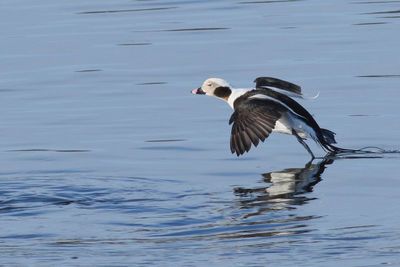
left=1, top=0, right=400, bottom=266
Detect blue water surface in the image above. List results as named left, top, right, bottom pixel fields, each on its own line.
left=1, top=0, right=400, bottom=266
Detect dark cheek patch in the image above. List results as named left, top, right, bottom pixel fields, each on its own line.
left=214, top=86, right=231, bottom=100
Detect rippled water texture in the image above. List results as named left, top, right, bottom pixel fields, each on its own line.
left=1, top=0, right=400, bottom=266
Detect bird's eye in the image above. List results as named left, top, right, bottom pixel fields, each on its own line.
left=207, top=83, right=212, bottom=86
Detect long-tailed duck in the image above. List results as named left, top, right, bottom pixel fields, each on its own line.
left=191, top=77, right=347, bottom=158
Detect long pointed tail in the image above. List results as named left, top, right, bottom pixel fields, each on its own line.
left=319, top=128, right=356, bottom=154
left=318, top=128, right=400, bottom=156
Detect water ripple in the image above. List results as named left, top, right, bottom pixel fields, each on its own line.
left=78, top=7, right=177, bottom=15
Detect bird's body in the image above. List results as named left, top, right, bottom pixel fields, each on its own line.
left=227, top=88, right=311, bottom=138
left=191, top=77, right=346, bottom=158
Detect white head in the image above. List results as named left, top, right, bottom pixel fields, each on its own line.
left=191, top=78, right=232, bottom=100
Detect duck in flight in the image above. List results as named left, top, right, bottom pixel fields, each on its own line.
left=191, top=77, right=349, bottom=159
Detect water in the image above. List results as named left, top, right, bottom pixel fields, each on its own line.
left=1, top=0, right=400, bottom=266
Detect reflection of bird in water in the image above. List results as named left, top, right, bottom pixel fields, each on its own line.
left=234, top=158, right=334, bottom=218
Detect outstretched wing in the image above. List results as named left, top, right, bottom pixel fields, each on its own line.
left=229, top=97, right=286, bottom=156
left=254, top=77, right=302, bottom=97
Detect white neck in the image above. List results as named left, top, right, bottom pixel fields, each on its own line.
left=227, top=88, right=251, bottom=109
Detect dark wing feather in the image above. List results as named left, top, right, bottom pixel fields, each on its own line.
left=254, top=77, right=302, bottom=96
left=229, top=98, right=285, bottom=156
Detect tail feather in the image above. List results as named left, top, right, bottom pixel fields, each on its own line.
left=318, top=128, right=355, bottom=154
left=321, top=128, right=337, bottom=144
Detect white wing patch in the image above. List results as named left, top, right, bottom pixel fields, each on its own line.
left=257, top=86, right=320, bottom=100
